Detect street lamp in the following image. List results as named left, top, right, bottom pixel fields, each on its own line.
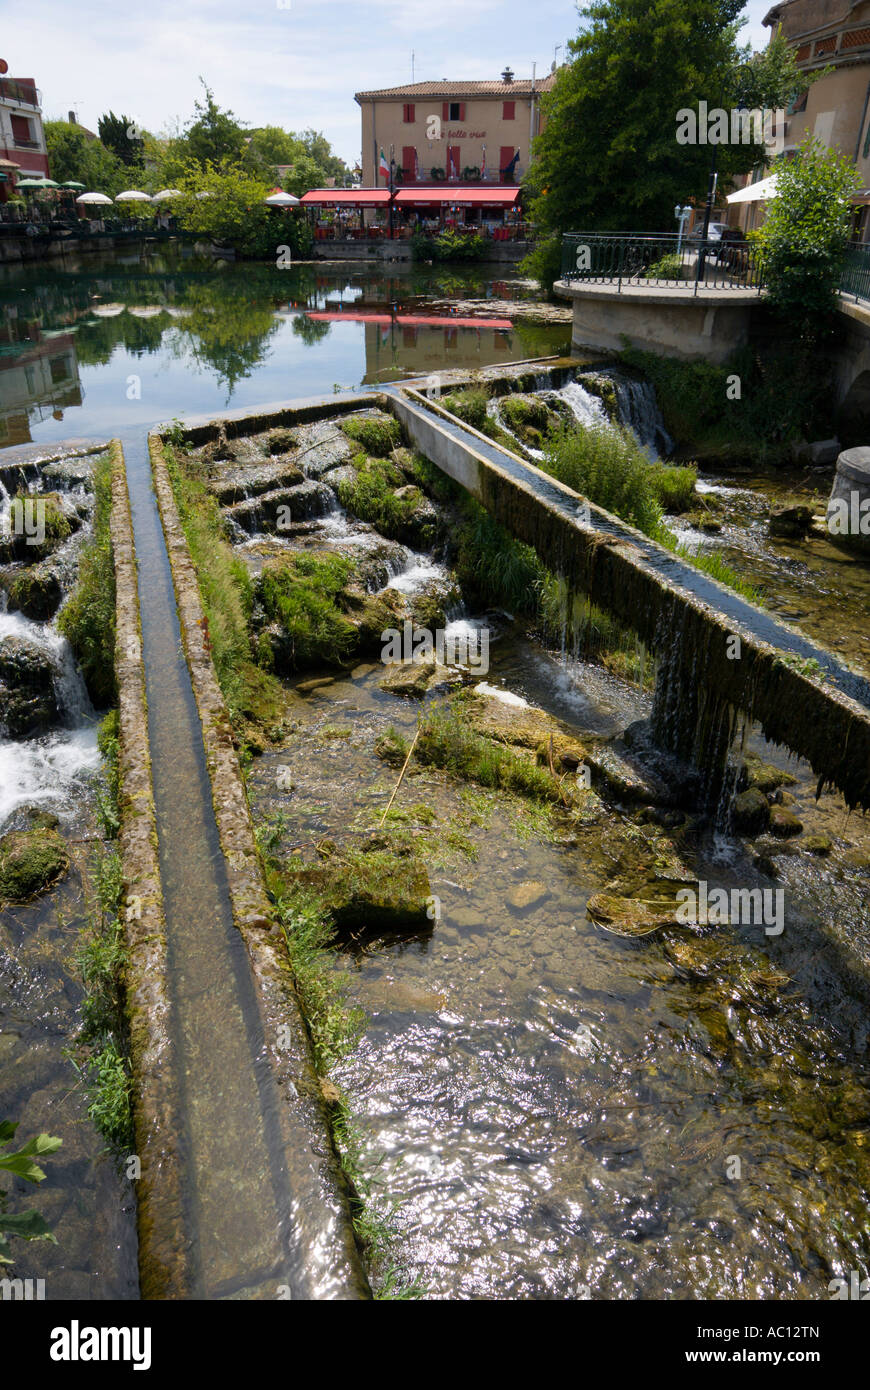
left=674, top=203, right=691, bottom=254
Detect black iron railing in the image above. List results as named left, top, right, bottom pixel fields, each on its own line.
left=560, top=231, right=764, bottom=292
left=841, top=241, right=870, bottom=304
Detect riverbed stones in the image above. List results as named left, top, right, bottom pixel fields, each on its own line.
left=0, top=635, right=59, bottom=737
left=507, top=880, right=550, bottom=914
left=0, top=826, right=69, bottom=902
left=733, top=787, right=770, bottom=835
left=768, top=505, right=814, bottom=539
left=769, top=805, right=803, bottom=837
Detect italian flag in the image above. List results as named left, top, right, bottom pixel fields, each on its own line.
left=379, top=148, right=390, bottom=183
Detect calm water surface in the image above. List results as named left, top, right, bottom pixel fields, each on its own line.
left=0, top=247, right=567, bottom=448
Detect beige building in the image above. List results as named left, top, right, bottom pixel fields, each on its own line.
left=355, top=67, right=556, bottom=188
left=763, top=1, right=870, bottom=229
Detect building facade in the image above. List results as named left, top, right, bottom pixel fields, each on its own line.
left=355, top=67, right=555, bottom=188
left=0, top=73, right=49, bottom=200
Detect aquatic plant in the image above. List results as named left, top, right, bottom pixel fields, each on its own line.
left=0, top=1121, right=62, bottom=1266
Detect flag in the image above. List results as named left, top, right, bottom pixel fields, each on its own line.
left=379, top=147, right=390, bottom=183
left=414, top=147, right=420, bottom=181
left=481, top=145, right=487, bottom=180
left=449, top=149, right=457, bottom=179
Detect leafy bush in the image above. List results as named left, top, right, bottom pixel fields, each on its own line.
left=647, top=462, right=697, bottom=512
left=752, top=135, right=861, bottom=333
left=411, top=229, right=487, bottom=262
left=644, top=253, right=684, bottom=281
left=540, top=421, right=665, bottom=535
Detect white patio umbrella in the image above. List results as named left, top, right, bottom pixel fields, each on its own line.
left=91, top=303, right=126, bottom=318
left=152, top=189, right=183, bottom=201
left=726, top=173, right=780, bottom=205
left=128, top=306, right=163, bottom=318
left=264, top=191, right=300, bottom=207
left=115, top=190, right=153, bottom=203
left=75, top=191, right=113, bottom=205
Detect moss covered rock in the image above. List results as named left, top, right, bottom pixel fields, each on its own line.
left=733, top=787, right=770, bottom=835
left=288, top=841, right=431, bottom=933
left=769, top=806, right=803, bottom=838
left=4, top=563, right=63, bottom=621
left=0, top=827, right=69, bottom=902
left=500, top=394, right=559, bottom=444
left=0, top=636, right=59, bottom=737
left=339, top=413, right=402, bottom=457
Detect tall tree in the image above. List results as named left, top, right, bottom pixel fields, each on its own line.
left=97, top=112, right=144, bottom=168
left=184, top=81, right=246, bottom=166
left=527, top=3, right=812, bottom=247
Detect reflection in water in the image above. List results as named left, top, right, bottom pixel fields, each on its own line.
left=0, top=247, right=569, bottom=447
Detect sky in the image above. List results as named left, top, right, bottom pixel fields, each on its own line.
left=2, top=0, right=776, bottom=166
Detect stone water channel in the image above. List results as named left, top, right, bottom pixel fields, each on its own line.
left=2, top=356, right=870, bottom=1299
left=174, top=376, right=870, bottom=1300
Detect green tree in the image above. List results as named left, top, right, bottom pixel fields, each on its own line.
left=184, top=81, right=246, bottom=166
left=295, top=128, right=347, bottom=182
left=753, top=135, right=861, bottom=334
left=97, top=111, right=145, bottom=168
left=524, top=2, right=812, bottom=285
left=171, top=159, right=313, bottom=260
left=44, top=121, right=129, bottom=194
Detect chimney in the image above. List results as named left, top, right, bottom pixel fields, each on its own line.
left=501, top=66, right=514, bottom=83
left=68, top=110, right=76, bottom=124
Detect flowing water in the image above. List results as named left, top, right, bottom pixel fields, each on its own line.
left=4, top=245, right=870, bottom=1301
left=0, top=446, right=137, bottom=1297
left=214, top=402, right=870, bottom=1301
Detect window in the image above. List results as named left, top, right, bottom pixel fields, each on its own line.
left=449, top=102, right=464, bottom=121
left=402, top=103, right=415, bottom=123
left=503, top=101, right=515, bottom=120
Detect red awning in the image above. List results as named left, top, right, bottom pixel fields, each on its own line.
left=393, top=187, right=520, bottom=207
left=300, top=189, right=392, bottom=206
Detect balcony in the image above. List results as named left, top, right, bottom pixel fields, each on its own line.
left=393, top=163, right=524, bottom=187
left=0, top=79, right=41, bottom=109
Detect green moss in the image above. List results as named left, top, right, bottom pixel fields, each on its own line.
left=415, top=696, right=573, bottom=805
left=0, top=828, right=69, bottom=902
left=500, top=394, right=558, bottom=440
left=258, top=551, right=357, bottom=669
left=339, top=414, right=403, bottom=457
left=163, top=442, right=286, bottom=728
left=57, top=454, right=116, bottom=709
left=336, top=457, right=436, bottom=546
left=442, top=388, right=489, bottom=431
left=283, top=842, right=432, bottom=933
left=4, top=565, right=62, bottom=621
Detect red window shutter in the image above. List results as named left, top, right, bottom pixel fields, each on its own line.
left=403, top=103, right=415, bottom=123
left=442, top=102, right=449, bottom=121
left=458, top=103, right=466, bottom=121
left=402, top=145, right=416, bottom=180
left=503, top=101, right=515, bottom=120
left=408, top=103, right=415, bottom=123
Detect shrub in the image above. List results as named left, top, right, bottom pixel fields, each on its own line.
left=644, top=253, right=684, bottom=281
left=540, top=420, right=664, bottom=535
left=441, top=389, right=489, bottom=430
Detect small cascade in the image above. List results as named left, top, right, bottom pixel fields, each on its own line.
left=544, top=380, right=608, bottom=431
left=607, top=373, right=673, bottom=457
left=648, top=606, right=739, bottom=813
